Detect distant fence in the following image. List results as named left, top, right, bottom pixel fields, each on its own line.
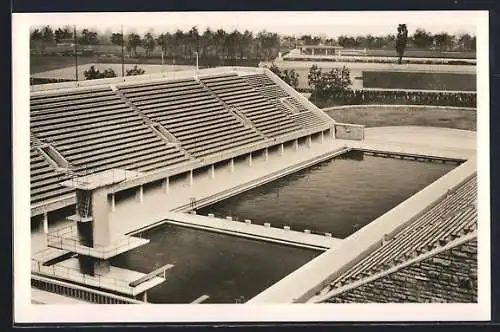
left=307, top=89, right=476, bottom=108
left=283, top=56, right=475, bottom=66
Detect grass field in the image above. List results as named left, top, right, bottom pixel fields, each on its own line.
left=30, top=55, right=259, bottom=76
left=362, top=71, right=476, bottom=91
left=31, top=56, right=95, bottom=74
left=324, top=106, right=476, bottom=131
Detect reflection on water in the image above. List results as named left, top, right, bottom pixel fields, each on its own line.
left=198, top=150, right=456, bottom=238
left=111, top=224, right=319, bottom=303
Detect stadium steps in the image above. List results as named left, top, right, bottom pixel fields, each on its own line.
left=30, top=87, right=191, bottom=179
left=290, top=111, right=327, bottom=129
left=112, top=88, right=193, bottom=161
left=117, top=77, right=266, bottom=159
left=244, top=73, right=310, bottom=113
left=29, top=146, right=74, bottom=205
left=197, top=78, right=267, bottom=138
left=201, top=74, right=302, bottom=138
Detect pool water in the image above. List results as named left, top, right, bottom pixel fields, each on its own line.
left=197, top=150, right=456, bottom=238
left=111, top=224, right=320, bottom=303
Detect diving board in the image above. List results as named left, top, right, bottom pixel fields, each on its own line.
left=129, top=264, right=174, bottom=288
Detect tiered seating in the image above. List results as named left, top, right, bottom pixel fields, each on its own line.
left=255, top=86, right=289, bottom=100
left=201, top=74, right=301, bottom=138
left=270, top=100, right=294, bottom=116
left=284, top=97, right=308, bottom=112
left=326, top=238, right=477, bottom=303
left=290, top=111, right=325, bottom=129
left=244, top=73, right=277, bottom=88
left=244, top=74, right=309, bottom=113
left=118, top=78, right=264, bottom=158
left=329, top=175, right=477, bottom=289
left=30, top=87, right=190, bottom=175
left=30, top=146, right=74, bottom=205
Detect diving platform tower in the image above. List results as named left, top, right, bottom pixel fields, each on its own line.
left=41, top=169, right=173, bottom=301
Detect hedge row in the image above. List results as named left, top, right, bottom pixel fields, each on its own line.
left=309, top=89, right=477, bottom=108
left=30, top=77, right=75, bottom=85
left=283, top=57, right=475, bottom=66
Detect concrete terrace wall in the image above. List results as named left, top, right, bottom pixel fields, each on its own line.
left=247, top=157, right=476, bottom=303
left=334, top=123, right=365, bottom=140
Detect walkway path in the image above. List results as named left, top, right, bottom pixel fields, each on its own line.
left=136, top=211, right=343, bottom=251
left=348, top=126, right=476, bottom=160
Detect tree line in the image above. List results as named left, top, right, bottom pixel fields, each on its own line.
left=30, top=26, right=281, bottom=61
left=293, top=29, right=475, bottom=52
left=30, top=25, right=476, bottom=61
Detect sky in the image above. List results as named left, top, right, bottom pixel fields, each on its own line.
left=22, top=11, right=480, bottom=37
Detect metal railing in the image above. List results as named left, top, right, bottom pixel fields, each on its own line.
left=46, top=224, right=146, bottom=259
left=32, top=274, right=143, bottom=304
left=31, top=257, right=135, bottom=296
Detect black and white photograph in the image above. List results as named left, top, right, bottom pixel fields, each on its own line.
left=12, top=10, right=490, bottom=323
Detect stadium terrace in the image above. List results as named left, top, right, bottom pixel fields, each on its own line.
left=29, top=66, right=477, bottom=304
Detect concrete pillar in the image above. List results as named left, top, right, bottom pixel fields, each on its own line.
left=43, top=212, right=48, bottom=234
left=294, top=139, right=299, bottom=151
left=189, top=170, right=194, bottom=187
left=312, top=48, right=315, bottom=55
left=248, top=153, right=253, bottom=166
left=163, top=177, right=170, bottom=194
left=230, top=158, right=235, bottom=173
left=94, top=259, right=111, bottom=275
left=321, top=131, right=325, bottom=143
left=137, top=185, right=144, bottom=204
left=331, top=127, right=336, bottom=139
left=209, top=164, right=215, bottom=179
left=280, top=143, right=284, bottom=156
left=264, top=148, right=269, bottom=162
left=110, top=194, right=115, bottom=212
left=143, top=291, right=148, bottom=303
left=307, top=135, right=312, bottom=148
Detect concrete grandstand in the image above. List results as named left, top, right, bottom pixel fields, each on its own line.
left=29, top=66, right=478, bottom=304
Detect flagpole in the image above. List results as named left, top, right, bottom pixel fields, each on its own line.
left=73, top=26, right=78, bottom=82
left=121, top=25, right=125, bottom=77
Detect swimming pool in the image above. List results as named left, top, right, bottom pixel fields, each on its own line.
left=111, top=223, right=320, bottom=303
left=197, top=150, right=456, bottom=238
